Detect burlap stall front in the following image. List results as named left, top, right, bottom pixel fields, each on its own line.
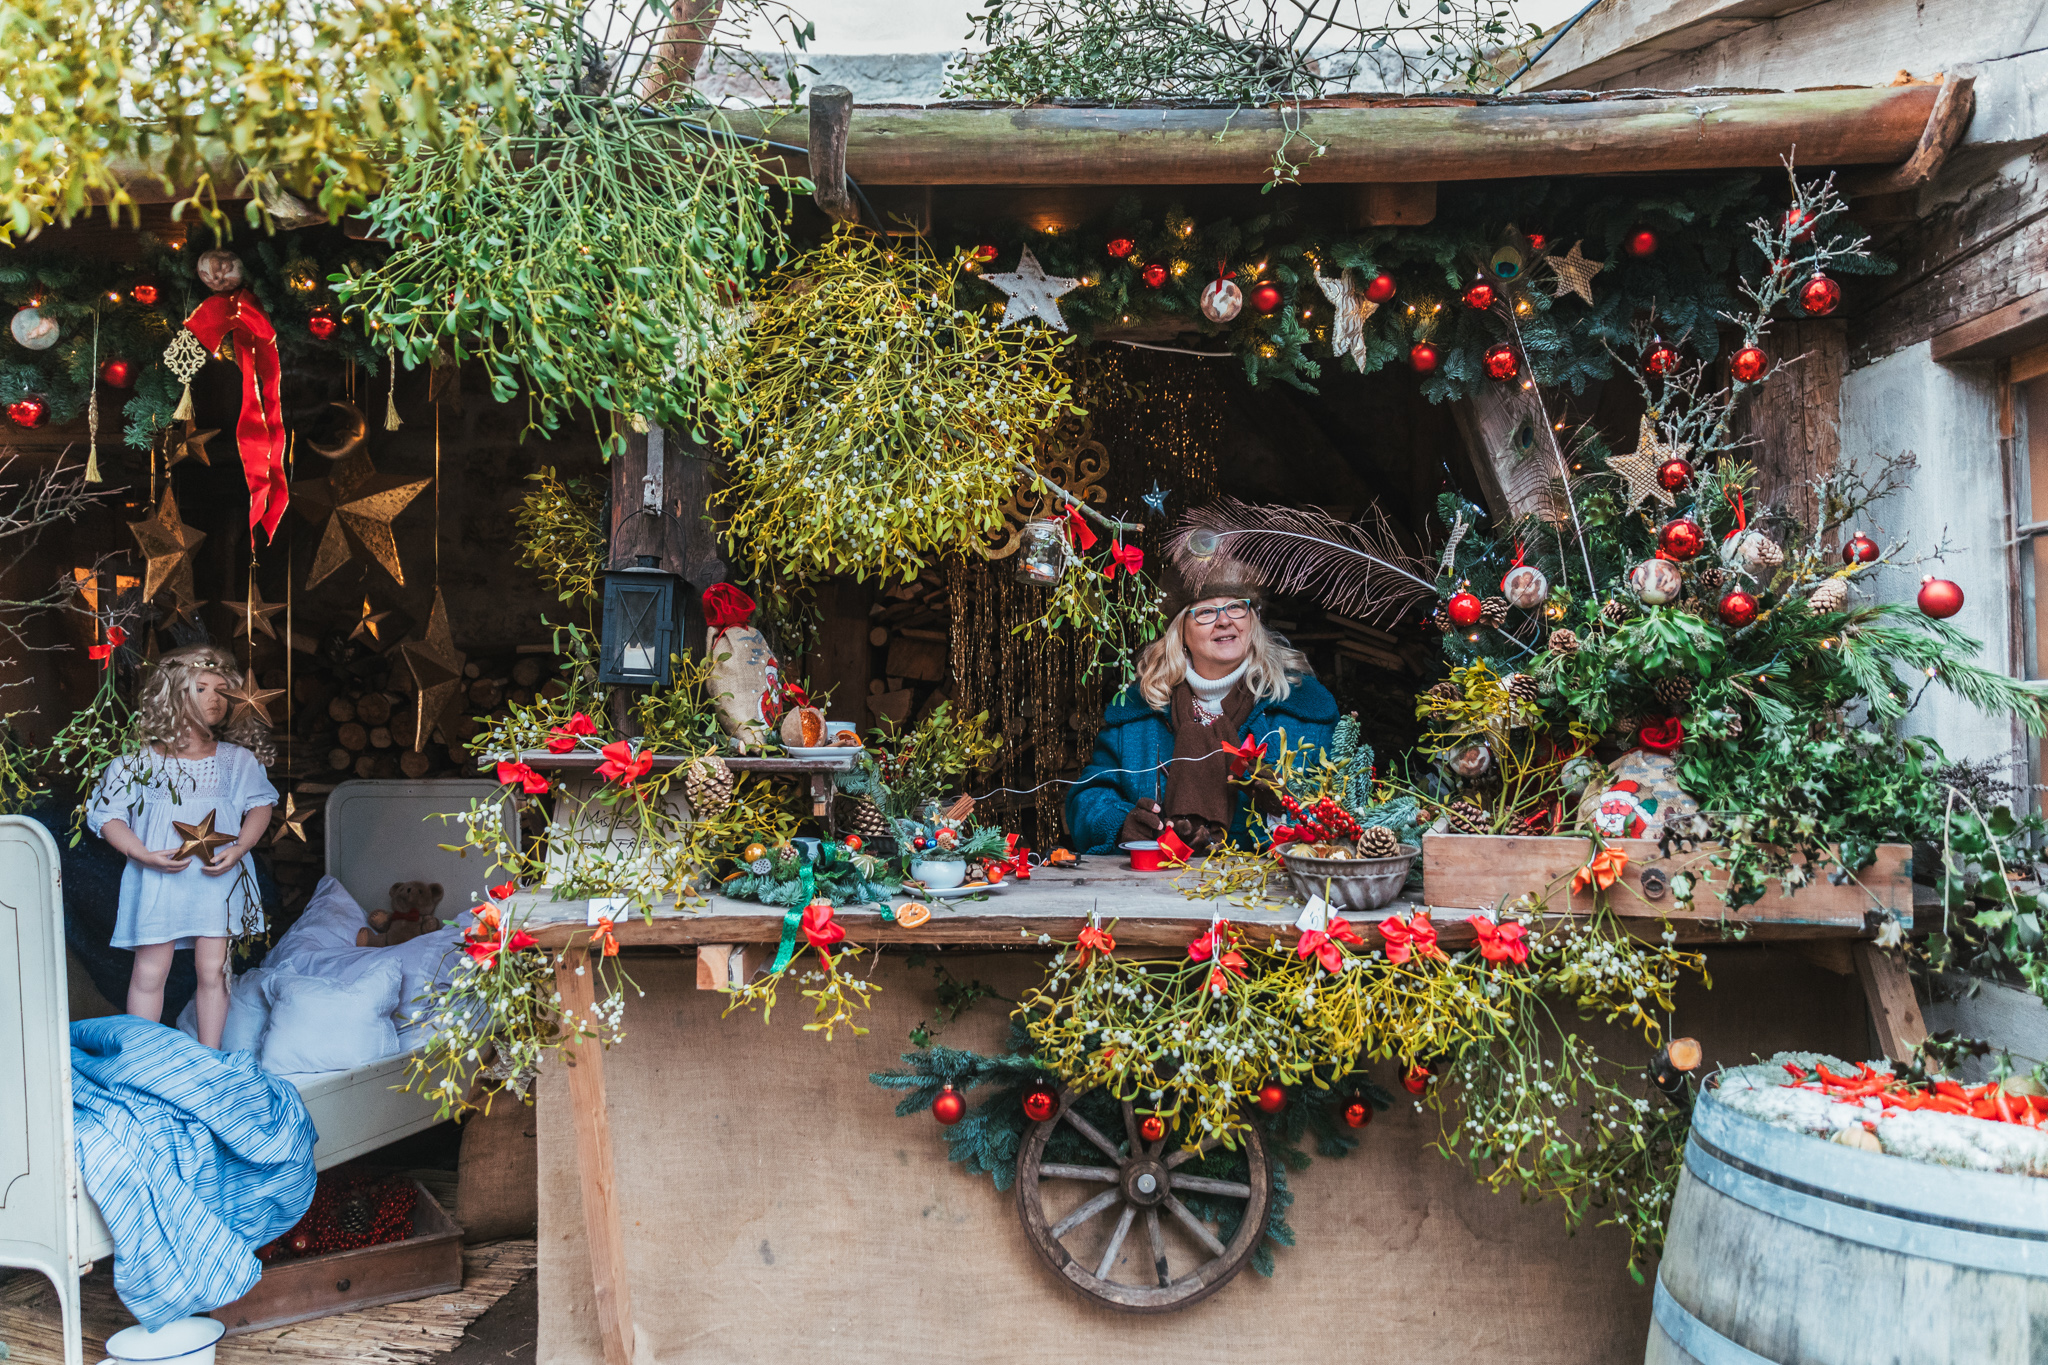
left=538, top=948, right=1869, bottom=1363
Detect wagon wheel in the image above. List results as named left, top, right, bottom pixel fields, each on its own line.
left=1015, top=1089, right=1271, bottom=1313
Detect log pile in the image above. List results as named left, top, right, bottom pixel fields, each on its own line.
left=865, top=566, right=955, bottom=730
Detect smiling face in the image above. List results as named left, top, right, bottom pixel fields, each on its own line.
left=1182, top=596, right=1254, bottom=678
left=189, top=672, right=231, bottom=731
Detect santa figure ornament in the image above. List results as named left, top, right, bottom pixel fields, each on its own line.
left=703, top=583, right=783, bottom=750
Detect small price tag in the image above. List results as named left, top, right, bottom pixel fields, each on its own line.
left=1294, top=895, right=1329, bottom=933
left=586, top=896, right=627, bottom=927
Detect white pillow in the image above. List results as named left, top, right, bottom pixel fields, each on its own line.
left=259, top=956, right=403, bottom=1076
left=273, top=875, right=371, bottom=962
left=387, top=926, right=466, bottom=1030
left=172, top=970, right=273, bottom=1054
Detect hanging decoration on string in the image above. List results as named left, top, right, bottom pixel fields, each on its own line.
left=291, top=445, right=431, bottom=589
left=226, top=580, right=288, bottom=640
left=127, top=487, right=207, bottom=612
left=1199, top=268, right=1242, bottom=323
left=165, top=423, right=218, bottom=470
left=181, top=268, right=289, bottom=541
left=982, top=245, right=1082, bottom=331
left=1314, top=269, right=1378, bottom=369
left=396, top=588, right=468, bottom=750
left=1609, top=414, right=1690, bottom=512
left=1545, top=241, right=1603, bottom=305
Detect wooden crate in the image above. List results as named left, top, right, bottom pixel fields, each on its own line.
left=208, top=1182, right=463, bottom=1335
left=1421, top=833, right=1913, bottom=928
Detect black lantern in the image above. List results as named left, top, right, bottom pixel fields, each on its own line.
left=599, top=556, right=680, bottom=686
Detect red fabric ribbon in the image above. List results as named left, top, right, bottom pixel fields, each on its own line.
left=1638, top=718, right=1685, bottom=753
left=495, top=760, right=551, bottom=795
left=1219, top=733, right=1267, bottom=779
left=702, top=583, right=756, bottom=631
left=1103, top=541, right=1144, bottom=579
left=1723, top=490, right=1747, bottom=541
left=802, top=900, right=845, bottom=954
left=87, top=624, right=127, bottom=665
left=1065, top=505, right=1098, bottom=552
left=1157, top=825, right=1193, bottom=865
left=545, top=712, right=599, bottom=753
left=1467, top=916, right=1531, bottom=965
left=1187, top=920, right=1232, bottom=962
left=1075, top=924, right=1116, bottom=966
left=1379, top=910, right=1443, bottom=966
left=597, top=739, right=653, bottom=784
left=183, top=291, right=286, bottom=542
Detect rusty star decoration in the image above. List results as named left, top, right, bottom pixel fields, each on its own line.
left=349, top=595, right=396, bottom=645
left=128, top=487, right=207, bottom=608
left=221, top=678, right=287, bottom=727
left=165, top=422, right=218, bottom=470
left=1610, top=414, right=1693, bottom=512
left=1315, top=270, right=1378, bottom=369
left=396, top=588, right=467, bottom=750
left=982, top=246, right=1081, bottom=332
left=1546, top=240, right=1605, bottom=305
left=170, top=809, right=238, bottom=862
left=292, top=446, right=431, bottom=590
left=226, top=580, right=287, bottom=640
left=270, top=792, right=313, bottom=844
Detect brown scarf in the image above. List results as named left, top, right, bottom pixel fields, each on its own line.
left=1160, top=680, right=1255, bottom=834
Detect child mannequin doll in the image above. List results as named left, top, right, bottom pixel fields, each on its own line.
left=87, top=645, right=277, bottom=1048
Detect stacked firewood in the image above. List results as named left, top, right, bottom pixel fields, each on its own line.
left=865, top=566, right=953, bottom=730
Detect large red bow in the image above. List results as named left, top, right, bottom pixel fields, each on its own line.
left=1103, top=541, right=1144, bottom=579
left=1467, top=915, right=1530, bottom=965
left=1187, top=920, right=1232, bottom=962
left=1295, top=914, right=1363, bottom=974
left=183, top=291, right=286, bottom=542
left=1379, top=910, right=1443, bottom=966
left=1075, top=924, right=1116, bottom=966
left=1205, top=950, right=1248, bottom=994
left=1065, top=505, right=1098, bottom=552
left=597, top=740, right=653, bottom=785
left=1219, top=733, right=1266, bottom=779
left=87, top=625, right=127, bottom=666
left=802, top=900, right=845, bottom=956
left=546, top=711, right=599, bottom=753
left=496, top=760, right=551, bottom=795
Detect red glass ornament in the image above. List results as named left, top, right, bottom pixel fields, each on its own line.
left=130, top=281, right=159, bottom=307
left=1021, top=1080, right=1059, bottom=1123
left=1141, top=262, right=1168, bottom=288
left=1249, top=281, right=1283, bottom=314
left=1918, top=576, right=1965, bottom=620
left=1341, top=1098, right=1373, bottom=1129
left=100, top=358, right=135, bottom=388
left=932, top=1084, right=966, bottom=1125
left=1105, top=237, right=1135, bottom=259
left=308, top=310, right=338, bottom=341
left=1842, top=534, right=1880, bottom=565
left=1363, top=272, right=1397, bottom=304
left=1645, top=339, right=1680, bottom=375
left=1624, top=227, right=1658, bottom=258
left=1482, top=343, right=1519, bottom=381
left=1784, top=208, right=1815, bottom=241
left=1408, top=342, right=1439, bottom=373
left=289, top=1231, right=312, bottom=1255
left=1462, top=280, right=1496, bottom=311
left=1718, top=588, right=1759, bottom=629
left=1525, top=232, right=1548, bottom=251
left=1730, top=345, right=1767, bottom=383
left=1799, top=274, right=1841, bottom=316
left=6, top=396, right=48, bottom=429
left=1446, top=591, right=1484, bottom=627
left=1657, top=518, right=1706, bottom=561
left=1255, top=1083, right=1287, bottom=1114
left=1402, top=1066, right=1432, bottom=1095
left=972, top=244, right=998, bottom=261
left=1139, top=1113, right=1167, bottom=1142
left=1656, top=457, right=1693, bottom=492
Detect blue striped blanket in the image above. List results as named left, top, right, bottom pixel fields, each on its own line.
left=72, top=1016, right=318, bottom=1329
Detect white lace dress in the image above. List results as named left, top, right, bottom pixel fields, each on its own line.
left=85, top=743, right=278, bottom=949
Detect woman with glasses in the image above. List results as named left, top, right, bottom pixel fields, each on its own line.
left=1065, top=568, right=1337, bottom=856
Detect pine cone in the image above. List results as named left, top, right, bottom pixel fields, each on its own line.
left=1810, top=578, right=1847, bottom=613
left=1428, top=605, right=1452, bottom=634
left=338, top=1191, right=374, bottom=1239
left=1726, top=713, right=1744, bottom=738
left=1653, top=676, right=1695, bottom=709
left=1428, top=680, right=1462, bottom=702
left=1690, top=566, right=1727, bottom=596
left=1447, top=800, right=1491, bottom=834
left=1754, top=536, right=1785, bottom=569
left=1507, top=673, right=1541, bottom=705
left=684, top=756, right=735, bottom=819
left=851, top=796, right=891, bottom=843
left=1548, top=628, right=1580, bottom=656
left=1480, top=596, right=1511, bottom=628
left=1358, top=826, right=1400, bottom=858
left=1601, top=599, right=1632, bottom=626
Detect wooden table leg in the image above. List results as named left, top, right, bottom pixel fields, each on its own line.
left=1852, top=941, right=1928, bottom=1062
left=555, top=948, right=637, bottom=1365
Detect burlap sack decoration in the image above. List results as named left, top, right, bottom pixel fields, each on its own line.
left=703, top=583, right=782, bottom=750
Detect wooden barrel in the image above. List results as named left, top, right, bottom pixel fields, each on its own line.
left=1649, top=1087, right=2048, bottom=1364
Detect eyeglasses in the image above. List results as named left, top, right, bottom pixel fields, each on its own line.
left=1187, top=600, right=1253, bottom=626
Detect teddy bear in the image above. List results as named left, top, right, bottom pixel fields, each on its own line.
left=356, top=880, right=446, bottom=947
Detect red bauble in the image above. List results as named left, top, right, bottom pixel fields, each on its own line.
left=1462, top=280, right=1497, bottom=311
left=932, top=1084, right=966, bottom=1125
left=1249, top=282, right=1283, bottom=314
left=1446, top=591, right=1484, bottom=627
left=1482, top=343, right=1519, bottom=381
left=1645, top=340, right=1680, bottom=375
left=1718, top=588, right=1760, bottom=629
left=1784, top=209, right=1815, bottom=242
left=289, top=1231, right=312, bottom=1255
left=130, top=281, right=159, bottom=307
left=100, top=358, right=135, bottom=388
left=1141, top=262, right=1168, bottom=288
left=1021, top=1080, right=1059, bottom=1123
left=1255, top=1083, right=1287, bottom=1114
left=1105, top=237, right=1135, bottom=259
left=1730, top=345, right=1767, bottom=383
left=1402, top=1066, right=1432, bottom=1095
left=1657, top=518, right=1706, bottom=561
left=972, top=244, right=998, bottom=262
left=1842, top=534, right=1880, bottom=565
left=1139, top=1113, right=1167, bottom=1142
left=1799, top=274, right=1841, bottom=316
left=1408, top=342, right=1440, bottom=373
left=1624, top=227, right=1659, bottom=258
left=6, top=396, right=48, bottom=429
left=309, top=309, right=339, bottom=340
left=1656, top=457, right=1694, bottom=492
left=1363, top=272, right=1397, bottom=304
left=1918, top=576, right=1965, bottom=620
left=1525, top=232, right=1548, bottom=251
left=1341, top=1098, right=1374, bottom=1129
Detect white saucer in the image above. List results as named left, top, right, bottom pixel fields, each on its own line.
left=784, top=746, right=861, bottom=760
left=926, top=882, right=1005, bottom=898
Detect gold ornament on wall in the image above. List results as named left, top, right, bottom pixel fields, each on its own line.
left=292, top=446, right=431, bottom=589
left=397, top=588, right=467, bottom=750
left=985, top=413, right=1110, bottom=561
left=128, top=487, right=207, bottom=610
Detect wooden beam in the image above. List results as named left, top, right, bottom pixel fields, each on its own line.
left=1739, top=318, right=1845, bottom=534
left=1522, top=0, right=1826, bottom=91
left=554, top=949, right=637, bottom=1365
left=807, top=84, right=859, bottom=225
left=717, top=85, right=1938, bottom=187
left=1851, top=941, right=1928, bottom=1063
left=1932, top=288, right=2048, bottom=364
left=1840, top=73, right=1976, bottom=199
left=1353, top=182, right=1437, bottom=226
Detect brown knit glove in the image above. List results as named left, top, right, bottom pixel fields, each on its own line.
left=1118, top=799, right=1164, bottom=844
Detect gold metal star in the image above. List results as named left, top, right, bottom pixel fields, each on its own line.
left=349, top=595, right=396, bottom=645
left=1610, top=414, right=1693, bottom=512
left=226, top=580, right=288, bottom=640
left=292, top=447, right=430, bottom=590
left=166, top=423, right=218, bottom=469
left=1547, top=240, right=1605, bottom=305
left=1315, top=270, right=1378, bottom=369
left=270, top=792, right=314, bottom=844
left=221, top=678, right=287, bottom=727
left=982, top=246, right=1081, bottom=332
left=128, top=488, right=207, bottom=607
left=396, top=588, right=467, bottom=750
left=170, top=810, right=238, bottom=862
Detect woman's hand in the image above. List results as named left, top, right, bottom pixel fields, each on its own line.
left=202, top=842, right=249, bottom=877
left=1170, top=816, right=1220, bottom=853
left=134, top=848, right=193, bottom=874
left=1118, top=799, right=1164, bottom=844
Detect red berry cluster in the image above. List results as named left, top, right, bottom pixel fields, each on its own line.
left=255, top=1170, right=418, bottom=1263
left=1271, top=794, right=1363, bottom=847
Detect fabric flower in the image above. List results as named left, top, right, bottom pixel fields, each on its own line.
left=1572, top=848, right=1629, bottom=895
left=1379, top=910, right=1443, bottom=966
left=596, top=739, right=653, bottom=784
left=495, top=760, right=550, bottom=795
left=1467, top=916, right=1531, bottom=965
left=1638, top=718, right=1685, bottom=753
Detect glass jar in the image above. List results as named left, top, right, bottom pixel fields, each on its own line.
left=1015, top=517, right=1069, bottom=585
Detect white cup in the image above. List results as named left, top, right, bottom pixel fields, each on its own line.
left=105, top=1317, right=225, bottom=1365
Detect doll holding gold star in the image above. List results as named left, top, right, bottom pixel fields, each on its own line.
left=86, top=645, right=277, bottom=1049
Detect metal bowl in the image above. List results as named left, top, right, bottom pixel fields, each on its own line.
left=1277, top=844, right=1419, bottom=913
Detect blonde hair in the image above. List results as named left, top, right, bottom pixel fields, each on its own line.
left=135, top=644, right=275, bottom=765
left=1135, top=605, right=1311, bottom=711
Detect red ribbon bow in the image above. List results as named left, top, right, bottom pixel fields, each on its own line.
left=1075, top=924, right=1116, bottom=966
left=801, top=900, right=845, bottom=959
left=87, top=625, right=127, bottom=665
left=1572, top=847, right=1630, bottom=894
left=464, top=922, right=538, bottom=968
left=495, top=760, right=551, bottom=795
left=1065, top=505, right=1098, bottom=552
left=1379, top=910, right=1443, bottom=966
left=593, top=917, right=620, bottom=957
left=1103, top=541, right=1144, bottom=579
left=545, top=711, right=600, bottom=753
left=1295, top=914, right=1364, bottom=974
left=1219, top=732, right=1266, bottom=779
left=1467, top=916, right=1531, bottom=965
left=1637, top=718, right=1685, bottom=754
left=486, top=882, right=517, bottom=902
left=1187, top=920, right=1232, bottom=962
left=183, top=291, right=286, bottom=542
left=1206, top=950, right=1249, bottom=994
left=1157, top=825, right=1193, bottom=865
left=597, top=740, right=653, bottom=784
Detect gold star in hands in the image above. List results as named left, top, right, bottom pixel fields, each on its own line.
left=170, top=809, right=238, bottom=862
left=270, top=792, right=313, bottom=844
left=349, top=595, right=396, bottom=645
left=982, top=245, right=1081, bottom=332
left=396, top=588, right=468, bottom=750
left=166, top=422, right=218, bottom=470
left=221, top=678, right=287, bottom=727
left=128, top=487, right=207, bottom=608
left=1610, top=414, right=1693, bottom=512
left=292, top=447, right=431, bottom=590
left=226, top=580, right=288, bottom=641
left=1315, top=270, right=1378, bottom=369
left=1546, top=240, right=1604, bottom=305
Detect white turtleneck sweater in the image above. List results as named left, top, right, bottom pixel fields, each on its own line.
left=1186, top=660, right=1249, bottom=725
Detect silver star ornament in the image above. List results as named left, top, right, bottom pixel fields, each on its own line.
left=1141, top=481, right=1170, bottom=515
left=983, top=246, right=1082, bottom=332
left=1316, top=270, right=1378, bottom=368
